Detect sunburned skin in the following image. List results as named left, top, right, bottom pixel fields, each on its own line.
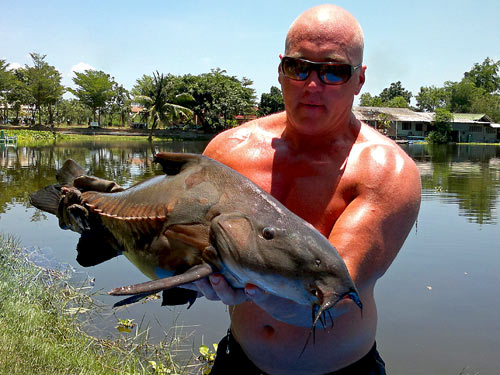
left=194, top=4, right=421, bottom=375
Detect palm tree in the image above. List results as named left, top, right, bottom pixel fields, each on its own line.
left=132, top=71, right=193, bottom=141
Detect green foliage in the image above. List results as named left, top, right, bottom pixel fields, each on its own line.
left=0, top=60, right=14, bottom=98
left=360, top=82, right=411, bottom=108
left=414, top=57, right=500, bottom=122
left=132, top=71, right=194, bottom=139
left=179, top=68, right=256, bottom=131
left=416, top=86, right=448, bottom=112
left=20, top=53, right=65, bottom=125
left=463, top=57, right=500, bottom=94
left=379, top=81, right=412, bottom=105
left=258, top=86, right=284, bottom=116
left=198, top=344, right=218, bottom=375
left=427, top=108, right=453, bottom=144
left=54, top=98, right=93, bottom=125
left=0, top=234, right=191, bottom=374
left=359, top=92, right=384, bottom=107
left=70, top=69, right=115, bottom=123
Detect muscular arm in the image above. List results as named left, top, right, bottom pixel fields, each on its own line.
left=196, top=131, right=421, bottom=327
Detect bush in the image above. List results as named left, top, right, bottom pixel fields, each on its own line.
left=426, top=108, right=453, bottom=144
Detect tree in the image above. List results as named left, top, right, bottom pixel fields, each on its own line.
left=0, top=59, right=15, bottom=122
left=6, top=69, right=32, bottom=124
left=386, top=96, right=409, bottom=108
left=70, top=69, right=115, bottom=124
left=132, top=71, right=193, bottom=140
left=258, top=86, right=284, bottom=116
left=379, top=81, right=412, bottom=105
left=416, top=86, right=448, bottom=112
left=177, top=69, right=257, bottom=132
left=109, top=84, right=131, bottom=127
left=360, top=84, right=411, bottom=108
left=359, top=92, right=384, bottom=107
left=445, top=79, right=485, bottom=113
left=55, top=98, right=92, bottom=125
left=427, top=108, right=453, bottom=144
left=22, top=53, right=64, bottom=125
left=463, top=57, right=500, bottom=94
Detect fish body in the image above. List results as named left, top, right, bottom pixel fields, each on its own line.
left=30, top=152, right=361, bottom=323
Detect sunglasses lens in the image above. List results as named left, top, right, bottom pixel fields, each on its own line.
left=321, top=65, right=351, bottom=84
left=281, top=57, right=355, bottom=85
left=282, top=58, right=311, bottom=81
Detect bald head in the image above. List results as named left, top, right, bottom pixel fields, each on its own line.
left=285, top=4, right=364, bottom=65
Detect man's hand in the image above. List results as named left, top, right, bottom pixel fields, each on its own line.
left=192, top=274, right=345, bottom=328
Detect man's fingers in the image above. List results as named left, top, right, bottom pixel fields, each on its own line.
left=244, top=283, right=268, bottom=301
left=210, top=274, right=247, bottom=305
left=194, top=277, right=220, bottom=301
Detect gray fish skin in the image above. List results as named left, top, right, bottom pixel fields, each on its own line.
left=30, top=152, right=361, bottom=320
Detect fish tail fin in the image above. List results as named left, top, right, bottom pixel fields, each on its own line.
left=29, top=159, right=86, bottom=215
left=56, top=159, right=86, bottom=185
left=29, top=184, right=62, bottom=215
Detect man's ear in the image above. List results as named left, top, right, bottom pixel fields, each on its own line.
left=278, top=54, right=283, bottom=84
left=354, top=65, right=366, bottom=95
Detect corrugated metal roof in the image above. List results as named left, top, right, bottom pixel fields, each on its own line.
left=354, top=107, right=496, bottom=124
left=353, top=107, right=433, bottom=122
left=452, top=113, right=491, bottom=122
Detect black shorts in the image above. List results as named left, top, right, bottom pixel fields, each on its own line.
left=209, top=331, right=386, bottom=375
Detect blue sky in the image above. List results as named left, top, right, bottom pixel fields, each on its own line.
left=1, top=0, right=499, bottom=104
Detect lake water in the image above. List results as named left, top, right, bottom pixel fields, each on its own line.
left=0, top=140, right=499, bottom=374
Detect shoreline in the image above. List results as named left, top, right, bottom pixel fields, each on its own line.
left=0, top=124, right=216, bottom=141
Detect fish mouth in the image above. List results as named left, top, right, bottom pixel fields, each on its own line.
left=300, top=289, right=362, bottom=356
left=312, top=289, right=363, bottom=329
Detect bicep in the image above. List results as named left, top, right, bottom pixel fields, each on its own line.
left=329, top=164, right=421, bottom=288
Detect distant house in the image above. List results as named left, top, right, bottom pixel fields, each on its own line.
left=449, top=113, right=498, bottom=143
left=235, top=114, right=258, bottom=125
left=353, top=106, right=499, bottom=143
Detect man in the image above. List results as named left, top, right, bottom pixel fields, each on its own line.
left=194, top=4, right=421, bottom=375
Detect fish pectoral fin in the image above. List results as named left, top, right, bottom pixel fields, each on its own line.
left=153, top=152, right=202, bottom=175
left=161, top=288, right=198, bottom=308
left=76, top=230, right=121, bottom=267
left=108, top=263, right=214, bottom=296
left=112, top=292, right=153, bottom=308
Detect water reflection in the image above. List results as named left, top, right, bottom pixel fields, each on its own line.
left=403, top=144, right=500, bottom=224
left=0, top=140, right=209, bottom=214
left=1, top=141, right=499, bottom=374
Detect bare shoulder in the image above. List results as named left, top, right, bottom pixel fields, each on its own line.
left=203, top=112, right=285, bottom=164
left=350, top=122, right=421, bottom=204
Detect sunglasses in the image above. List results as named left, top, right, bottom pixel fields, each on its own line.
left=280, top=56, right=362, bottom=85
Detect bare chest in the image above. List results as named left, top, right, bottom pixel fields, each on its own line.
left=237, top=157, right=352, bottom=237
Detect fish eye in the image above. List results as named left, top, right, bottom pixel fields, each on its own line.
left=262, top=227, right=275, bottom=240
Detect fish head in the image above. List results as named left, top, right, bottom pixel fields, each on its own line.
left=210, top=212, right=362, bottom=320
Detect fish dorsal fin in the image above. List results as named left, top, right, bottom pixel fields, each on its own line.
left=153, top=152, right=203, bottom=175
left=56, top=159, right=86, bottom=185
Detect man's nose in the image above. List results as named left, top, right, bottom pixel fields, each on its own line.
left=304, top=71, right=323, bottom=91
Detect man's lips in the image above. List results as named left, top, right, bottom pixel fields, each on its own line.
left=299, top=102, right=325, bottom=109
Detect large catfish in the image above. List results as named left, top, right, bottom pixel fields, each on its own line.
left=29, top=152, right=362, bottom=329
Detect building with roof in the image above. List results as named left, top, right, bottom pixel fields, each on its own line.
left=353, top=107, right=499, bottom=143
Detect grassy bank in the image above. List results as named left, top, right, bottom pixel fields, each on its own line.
left=1, top=129, right=153, bottom=147
left=0, top=234, right=200, bottom=375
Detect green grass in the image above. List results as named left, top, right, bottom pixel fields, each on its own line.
left=0, top=234, right=202, bottom=375
left=1, top=129, right=188, bottom=146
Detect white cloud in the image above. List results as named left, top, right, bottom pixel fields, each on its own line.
left=71, top=62, right=95, bottom=74
left=7, top=62, right=21, bottom=71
